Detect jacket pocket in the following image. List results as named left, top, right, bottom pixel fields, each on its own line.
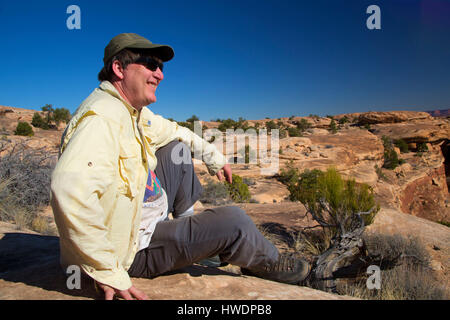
left=118, top=140, right=140, bottom=199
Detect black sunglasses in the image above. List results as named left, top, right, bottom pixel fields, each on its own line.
left=134, top=56, right=164, bottom=72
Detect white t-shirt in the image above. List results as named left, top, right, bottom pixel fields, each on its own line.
left=138, top=188, right=168, bottom=251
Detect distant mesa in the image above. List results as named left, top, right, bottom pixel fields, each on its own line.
left=425, top=109, right=450, bottom=118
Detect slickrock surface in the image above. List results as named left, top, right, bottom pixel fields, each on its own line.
left=0, top=221, right=354, bottom=300
left=1, top=106, right=449, bottom=299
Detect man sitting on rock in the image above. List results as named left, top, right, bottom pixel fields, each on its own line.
left=50, top=33, right=313, bottom=300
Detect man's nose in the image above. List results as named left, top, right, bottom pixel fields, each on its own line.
left=154, top=68, right=164, bottom=81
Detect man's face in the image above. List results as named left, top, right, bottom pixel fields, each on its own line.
left=120, top=60, right=164, bottom=109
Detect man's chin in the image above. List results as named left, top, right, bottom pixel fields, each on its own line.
left=145, top=97, right=157, bottom=106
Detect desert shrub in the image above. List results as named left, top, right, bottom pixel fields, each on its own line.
left=417, top=142, right=429, bottom=153
left=31, top=112, right=49, bottom=129
left=217, top=118, right=249, bottom=132
left=277, top=161, right=299, bottom=187
left=0, top=143, right=56, bottom=214
left=0, top=142, right=57, bottom=233
left=53, top=107, right=72, bottom=125
left=186, top=115, right=199, bottom=123
left=31, top=105, right=71, bottom=129
left=382, top=136, right=402, bottom=170
left=177, top=121, right=194, bottom=131
left=14, top=122, right=34, bottom=136
left=295, top=118, right=311, bottom=132
left=337, top=234, right=448, bottom=300
left=288, top=127, right=302, bottom=137
left=338, top=116, right=349, bottom=125
left=265, top=120, right=278, bottom=133
left=383, top=148, right=400, bottom=170
left=178, top=115, right=198, bottom=131
left=374, top=165, right=387, bottom=181
left=225, top=174, right=251, bottom=203
left=394, top=139, right=409, bottom=153
left=329, top=119, right=338, bottom=134
left=287, top=168, right=379, bottom=251
left=199, top=179, right=232, bottom=206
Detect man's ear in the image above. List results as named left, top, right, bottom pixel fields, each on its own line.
left=111, top=60, right=125, bottom=80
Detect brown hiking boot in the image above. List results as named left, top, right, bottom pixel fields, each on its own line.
left=241, top=254, right=311, bottom=285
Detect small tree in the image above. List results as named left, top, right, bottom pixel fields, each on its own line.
left=41, top=104, right=54, bottom=126
left=186, top=115, right=199, bottom=123
left=394, top=139, right=409, bottom=153
left=31, top=112, right=48, bottom=129
left=14, top=122, right=34, bottom=136
left=265, top=120, right=278, bottom=133
left=218, top=118, right=237, bottom=132
left=288, top=168, right=379, bottom=245
left=329, top=119, right=338, bottom=134
left=382, top=136, right=401, bottom=169
left=53, top=107, right=71, bottom=125
left=288, top=167, right=380, bottom=293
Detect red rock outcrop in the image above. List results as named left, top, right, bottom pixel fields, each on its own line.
left=399, top=164, right=449, bottom=222
left=357, top=111, right=432, bottom=124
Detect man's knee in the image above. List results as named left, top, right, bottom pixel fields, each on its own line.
left=156, top=140, right=192, bottom=167
left=211, top=206, right=255, bottom=233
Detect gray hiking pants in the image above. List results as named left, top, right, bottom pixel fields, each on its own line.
left=127, top=141, right=279, bottom=278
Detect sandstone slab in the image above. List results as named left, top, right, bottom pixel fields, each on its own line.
left=0, top=222, right=353, bottom=300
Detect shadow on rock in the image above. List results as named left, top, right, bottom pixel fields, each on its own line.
left=260, top=222, right=295, bottom=247
left=0, top=233, right=241, bottom=300
left=0, top=233, right=99, bottom=299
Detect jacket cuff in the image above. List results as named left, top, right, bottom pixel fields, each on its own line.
left=81, top=264, right=132, bottom=291
left=206, top=152, right=227, bottom=176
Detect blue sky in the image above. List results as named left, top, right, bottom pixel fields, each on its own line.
left=0, top=0, right=449, bottom=121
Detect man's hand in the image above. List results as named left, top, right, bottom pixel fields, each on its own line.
left=216, top=164, right=232, bottom=183
left=96, top=281, right=149, bottom=300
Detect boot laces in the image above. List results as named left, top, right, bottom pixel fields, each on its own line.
left=268, top=254, right=296, bottom=272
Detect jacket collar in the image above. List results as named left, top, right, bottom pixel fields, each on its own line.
left=99, top=81, right=139, bottom=117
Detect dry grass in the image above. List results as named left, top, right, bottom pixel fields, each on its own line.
left=337, top=233, right=449, bottom=300
left=259, top=221, right=448, bottom=300
left=293, top=228, right=333, bottom=256
left=0, top=142, right=57, bottom=234
left=199, top=178, right=233, bottom=206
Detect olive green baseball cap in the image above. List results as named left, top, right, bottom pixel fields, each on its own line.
left=103, top=33, right=174, bottom=64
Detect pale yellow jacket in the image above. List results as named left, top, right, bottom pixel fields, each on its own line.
left=50, top=81, right=226, bottom=290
